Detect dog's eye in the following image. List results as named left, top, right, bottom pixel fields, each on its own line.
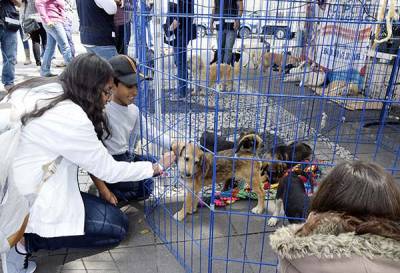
left=185, top=157, right=189, bottom=162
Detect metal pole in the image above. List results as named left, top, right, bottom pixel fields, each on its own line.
left=153, top=0, right=163, bottom=120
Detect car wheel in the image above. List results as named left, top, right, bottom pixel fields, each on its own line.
left=197, top=25, right=207, bottom=38
left=239, top=27, right=251, bottom=39
left=274, top=28, right=286, bottom=40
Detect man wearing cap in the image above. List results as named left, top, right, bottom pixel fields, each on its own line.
left=90, top=54, right=172, bottom=205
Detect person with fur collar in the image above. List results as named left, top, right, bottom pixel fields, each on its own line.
left=270, top=161, right=400, bottom=273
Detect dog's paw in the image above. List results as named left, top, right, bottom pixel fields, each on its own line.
left=267, top=217, right=278, bottom=227
left=173, top=212, right=185, bottom=221
left=251, top=206, right=264, bottom=215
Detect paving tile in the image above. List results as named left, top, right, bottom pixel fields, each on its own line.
left=83, top=261, right=118, bottom=270
left=62, top=259, right=85, bottom=270
left=82, top=252, right=114, bottom=262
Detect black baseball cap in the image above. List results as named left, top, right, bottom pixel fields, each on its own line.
left=109, top=55, right=151, bottom=86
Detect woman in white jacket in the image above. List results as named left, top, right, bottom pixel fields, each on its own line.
left=5, top=53, right=175, bottom=273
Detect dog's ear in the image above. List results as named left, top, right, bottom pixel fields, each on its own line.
left=171, top=141, right=186, bottom=157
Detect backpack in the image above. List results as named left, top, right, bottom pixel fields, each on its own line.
left=0, top=89, right=62, bottom=273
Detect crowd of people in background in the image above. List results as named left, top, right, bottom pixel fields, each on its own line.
left=1, top=0, right=145, bottom=91
left=1, top=0, right=244, bottom=100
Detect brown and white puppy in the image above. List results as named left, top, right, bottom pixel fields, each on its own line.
left=235, top=131, right=264, bottom=155
left=188, top=56, right=241, bottom=93
left=260, top=142, right=312, bottom=185
left=262, top=52, right=300, bottom=73
left=172, top=140, right=265, bottom=221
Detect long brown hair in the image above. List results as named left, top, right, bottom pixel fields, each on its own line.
left=297, top=161, right=400, bottom=240
left=9, top=53, right=113, bottom=140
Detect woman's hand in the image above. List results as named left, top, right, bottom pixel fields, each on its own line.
left=153, top=151, right=176, bottom=176
left=234, top=19, right=240, bottom=31
left=159, top=151, right=176, bottom=170
left=169, top=19, right=180, bottom=31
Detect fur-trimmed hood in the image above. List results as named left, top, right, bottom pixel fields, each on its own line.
left=270, top=219, right=400, bottom=273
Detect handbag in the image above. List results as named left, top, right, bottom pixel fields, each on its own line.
left=22, top=4, right=40, bottom=34
left=22, top=18, right=40, bottom=34
left=0, top=0, right=20, bottom=32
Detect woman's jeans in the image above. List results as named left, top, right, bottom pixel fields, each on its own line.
left=41, top=22, right=73, bottom=76
left=25, top=192, right=129, bottom=253
left=107, top=152, right=156, bottom=202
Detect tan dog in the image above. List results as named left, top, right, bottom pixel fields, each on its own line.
left=172, top=136, right=265, bottom=221
left=188, top=56, right=241, bottom=93
left=262, top=52, right=300, bottom=73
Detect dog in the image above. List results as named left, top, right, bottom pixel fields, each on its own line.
left=188, top=56, right=241, bottom=93
left=260, top=142, right=314, bottom=226
left=262, top=52, right=301, bottom=73
left=200, top=131, right=263, bottom=155
left=172, top=137, right=265, bottom=221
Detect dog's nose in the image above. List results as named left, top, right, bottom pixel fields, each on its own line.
left=185, top=173, right=192, bottom=178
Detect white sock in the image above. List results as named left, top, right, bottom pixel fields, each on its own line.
left=16, top=242, right=27, bottom=254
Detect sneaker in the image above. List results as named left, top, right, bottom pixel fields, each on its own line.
left=24, top=60, right=32, bottom=65
left=4, top=85, right=14, bottom=92
left=41, top=73, right=58, bottom=77
left=54, top=61, right=66, bottom=68
left=5, top=246, right=36, bottom=273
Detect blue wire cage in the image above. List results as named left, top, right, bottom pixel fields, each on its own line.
left=125, top=0, right=400, bottom=272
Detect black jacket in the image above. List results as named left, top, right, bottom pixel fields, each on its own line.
left=164, top=0, right=196, bottom=46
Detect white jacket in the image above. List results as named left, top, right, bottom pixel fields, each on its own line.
left=10, top=83, right=154, bottom=237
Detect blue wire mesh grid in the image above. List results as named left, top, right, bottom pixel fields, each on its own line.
left=125, top=0, right=400, bottom=272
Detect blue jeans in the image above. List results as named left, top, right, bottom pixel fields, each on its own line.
left=217, top=29, right=236, bottom=65
left=84, top=45, right=118, bottom=61
left=106, top=152, right=156, bottom=202
left=0, top=26, right=17, bottom=87
left=173, top=31, right=188, bottom=98
left=24, top=192, right=129, bottom=253
left=64, top=17, right=75, bottom=57
left=132, top=0, right=151, bottom=58
left=41, top=22, right=73, bottom=76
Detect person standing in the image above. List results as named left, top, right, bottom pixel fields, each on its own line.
left=0, top=0, right=21, bottom=92
left=35, top=0, right=73, bottom=77
left=76, top=0, right=120, bottom=60
left=21, top=0, right=46, bottom=67
left=165, top=0, right=196, bottom=101
left=114, top=0, right=132, bottom=55
left=210, top=0, right=243, bottom=65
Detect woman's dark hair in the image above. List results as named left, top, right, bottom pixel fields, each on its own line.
left=311, top=161, right=400, bottom=219
left=297, top=161, right=400, bottom=240
left=11, top=53, right=114, bottom=140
